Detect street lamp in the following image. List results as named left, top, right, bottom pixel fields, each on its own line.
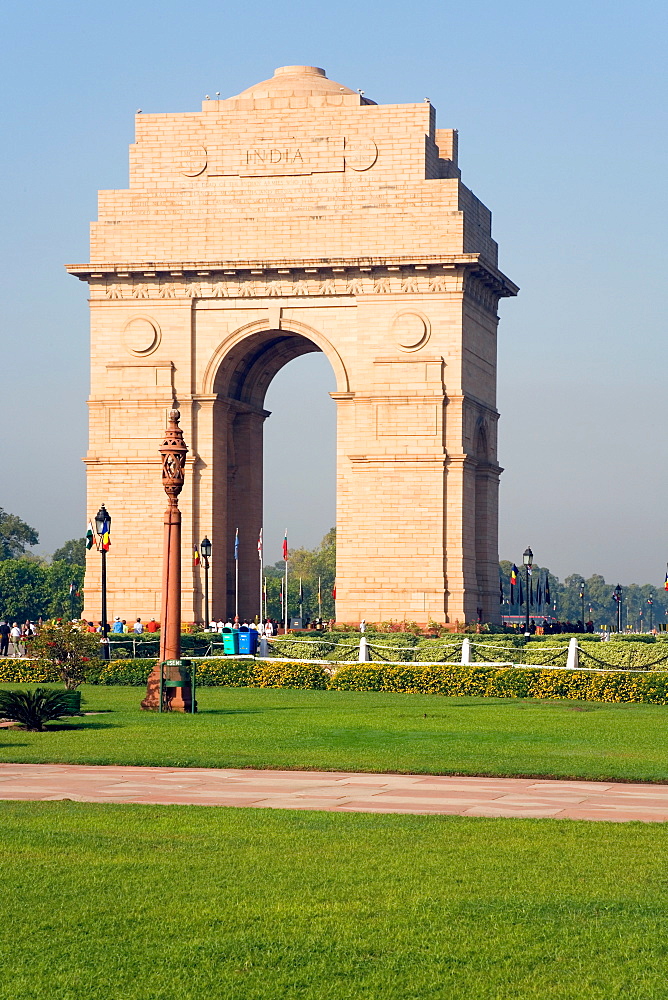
left=647, top=596, right=654, bottom=633
left=200, top=536, right=212, bottom=627
left=614, top=584, right=622, bottom=633
left=523, top=547, right=533, bottom=636
left=94, top=504, right=111, bottom=660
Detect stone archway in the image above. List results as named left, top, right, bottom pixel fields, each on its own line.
left=201, top=322, right=342, bottom=620
left=69, top=64, right=517, bottom=625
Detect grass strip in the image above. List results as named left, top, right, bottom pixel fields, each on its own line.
left=2, top=685, right=668, bottom=782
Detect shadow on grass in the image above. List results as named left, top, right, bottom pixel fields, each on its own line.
left=45, top=721, right=121, bottom=732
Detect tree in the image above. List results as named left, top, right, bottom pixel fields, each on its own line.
left=47, top=560, right=85, bottom=619
left=0, top=559, right=48, bottom=621
left=0, top=508, right=38, bottom=560
left=264, top=528, right=336, bottom=622
left=52, top=538, right=86, bottom=567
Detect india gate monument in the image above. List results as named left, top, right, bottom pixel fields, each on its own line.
left=68, top=65, right=517, bottom=626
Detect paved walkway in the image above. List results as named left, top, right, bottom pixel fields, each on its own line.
left=1, top=764, right=668, bottom=821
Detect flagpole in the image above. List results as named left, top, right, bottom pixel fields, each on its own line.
left=284, top=530, right=288, bottom=634
left=234, top=528, right=239, bottom=620
left=299, top=576, right=303, bottom=625
left=258, top=529, right=263, bottom=623
left=318, top=575, right=322, bottom=619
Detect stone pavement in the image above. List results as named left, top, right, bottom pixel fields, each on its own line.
left=0, top=764, right=668, bottom=821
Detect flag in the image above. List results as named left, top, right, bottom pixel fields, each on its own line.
left=664, top=572, right=668, bottom=592
left=519, top=577, right=524, bottom=606
left=257, top=529, right=263, bottom=560
left=332, top=584, right=337, bottom=601
left=510, top=564, right=518, bottom=586
left=99, top=516, right=110, bottom=551
left=85, top=521, right=95, bottom=551
left=69, top=582, right=76, bottom=595
left=536, top=578, right=543, bottom=606
left=282, top=531, right=288, bottom=562
left=299, top=577, right=304, bottom=605
left=193, top=547, right=200, bottom=566
left=530, top=579, right=534, bottom=607
left=499, top=578, right=504, bottom=605
left=234, top=528, right=239, bottom=561
left=545, top=576, right=551, bottom=604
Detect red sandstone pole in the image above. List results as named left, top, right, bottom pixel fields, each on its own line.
left=141, top=408, right=190, bottom=711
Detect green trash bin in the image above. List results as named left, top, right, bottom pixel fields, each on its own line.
left=61, top=691, right=82, bottom=714
left=222, top=629, right=239, bottom=655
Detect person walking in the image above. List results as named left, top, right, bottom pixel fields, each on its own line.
left=0, top=620, right=10, bottom=656
left=9, top=623, right=22, bottom=657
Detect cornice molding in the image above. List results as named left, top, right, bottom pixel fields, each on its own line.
left=65, top=252, right=518, bottom=298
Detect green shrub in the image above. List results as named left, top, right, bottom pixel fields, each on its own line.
left=327, top=663, right=668, bottom=704
left=269, top=636, right=340, bottom=660
left=86, top=659, right=156, bottom=685
left=575, top=643, right=668, bottom=671
left=415, top=638, right=464, bottom=662
left=0, top=659, right=60, bottom=684
left=365, top=633, right=419, bottom=662
left=197, top=659, right=328, bottom=689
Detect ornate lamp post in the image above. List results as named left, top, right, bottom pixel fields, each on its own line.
left=94, top=504, right=111, bottom=660
left=614, top=584, right=622, bottom=633
left=201, top=536, right=212, bottom=627
left=141, top=409, right=190, bottom=710
left=523, top=547, right=533, bottom=636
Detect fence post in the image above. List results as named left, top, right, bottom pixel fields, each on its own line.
left=359, top=637, right=369, bottom=662
left=259, top=636, right=269, bottom=658
left=566, top=637, right=579, bottom=670
left=460, top=637, right=471, bottom=665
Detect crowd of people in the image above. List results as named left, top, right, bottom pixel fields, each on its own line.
left=89, top=617, right=160, bottom=634
left=0, top=619, right=39, bottom=656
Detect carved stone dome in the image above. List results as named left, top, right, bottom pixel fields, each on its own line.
left=216, top=65, right=376, bottom=109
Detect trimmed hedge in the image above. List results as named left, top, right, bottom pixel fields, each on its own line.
left=0, top=659, right=60, bottom=684
left=328, top=663, right=668, bottom=704
left=5, top=652, right=668, bottom=706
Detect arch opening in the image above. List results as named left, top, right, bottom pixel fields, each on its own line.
left=208, top=329, right=337, bottom=624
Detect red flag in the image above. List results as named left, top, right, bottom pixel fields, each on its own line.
left=282, top=531, right=288, bottom=561
left=332, top=584, right=337, bottom=600
left=664, top=572, right=668, bottom=592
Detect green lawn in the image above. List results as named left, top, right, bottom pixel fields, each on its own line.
left=2, top=684, right=668, bottom=781
left=1, top=801, right=667, bottom=999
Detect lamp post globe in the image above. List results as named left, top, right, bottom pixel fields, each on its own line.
left=614, top=584, right=622, bottom=633
left=522, top=547, right=533, bottom=636
left=200, top=536, right=212, bottom=626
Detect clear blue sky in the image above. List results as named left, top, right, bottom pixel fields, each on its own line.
left=1, top=0, right=666, bottom=582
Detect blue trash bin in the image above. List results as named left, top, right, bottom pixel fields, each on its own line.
left=238, top=628, right=258, bottom=655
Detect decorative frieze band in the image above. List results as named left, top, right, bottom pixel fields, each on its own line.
left=96, top=270, right=468, bottom=301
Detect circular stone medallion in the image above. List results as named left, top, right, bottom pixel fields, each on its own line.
left=123, top=317, right=160, bottom=356
left=392, top=311, right=430, bottom=352
left=344, top=137, right=378, bottom=172
left=177, top=146, right=207, bottom=177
